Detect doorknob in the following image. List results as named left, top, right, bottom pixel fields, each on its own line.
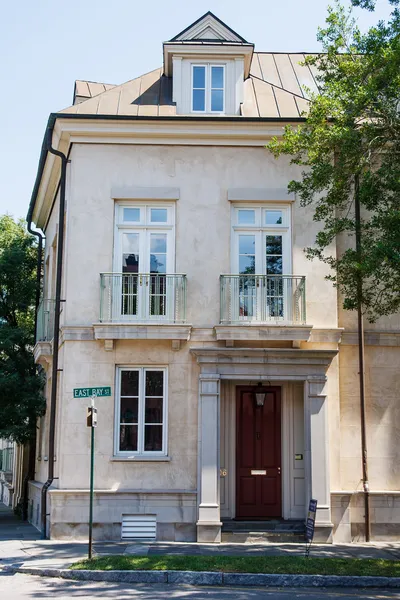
left=278, top=467, right=281, bottom=475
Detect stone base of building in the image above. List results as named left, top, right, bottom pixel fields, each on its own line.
left=197, top=522, right=222, bottom=543
left=332, top=491, right=400, bottom=542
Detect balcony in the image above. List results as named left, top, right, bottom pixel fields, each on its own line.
left=34, top=298, right=55, bottom=367
left=36, top=298, right=56, bottom=342
left=216, top=275, right=311, bottom=343
left=94, top=273, right=191, bottom=344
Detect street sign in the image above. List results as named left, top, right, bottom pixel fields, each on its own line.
left=74, top=387, right=111, bottom=398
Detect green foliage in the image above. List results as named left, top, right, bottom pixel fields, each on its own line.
left=267, top=1, right=400, bottom=322
left=0, top=215, right=45, bottom=444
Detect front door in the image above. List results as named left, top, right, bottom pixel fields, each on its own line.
left=236, top=386, right=282, bottom=519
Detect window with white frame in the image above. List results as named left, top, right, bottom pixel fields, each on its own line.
left=192, top=64, right=225, bottom=113
left=115, top=367, right=167, bottom=455
left=231, top=205, right=292, bottom=320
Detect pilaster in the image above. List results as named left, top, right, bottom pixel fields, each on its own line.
left=197, top=373, right=222, bottom=543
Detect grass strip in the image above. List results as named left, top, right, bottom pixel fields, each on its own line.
left=70, top=555, right=400, bottom=577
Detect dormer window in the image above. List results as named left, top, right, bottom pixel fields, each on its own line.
left=192, top=65, right=225, bottom=113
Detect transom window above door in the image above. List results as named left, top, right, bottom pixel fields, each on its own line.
left=192, top=64, right=225, bottom=113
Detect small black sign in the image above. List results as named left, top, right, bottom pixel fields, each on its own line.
left=305, top=498, right=318, bottom=543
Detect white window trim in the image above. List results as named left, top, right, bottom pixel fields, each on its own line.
left=230, top=203, right=292, bottom=274
left=114, top=366, right=168, bottom=457
left=191, top=63, right=225, bottom=114
left=114, top=202, right=176, bottom=273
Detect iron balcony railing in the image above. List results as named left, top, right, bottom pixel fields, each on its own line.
left=0, top=447, right=14, bottom=473
left=100, top=273, right=187, bottom=324
left=36, top=298, right=56, bottom=342
left=220, top=275, right=306, bottom=325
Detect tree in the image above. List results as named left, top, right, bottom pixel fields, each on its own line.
left=268, top=0, right=400, bottom=322
left=0, top=215, right=45, bottom=444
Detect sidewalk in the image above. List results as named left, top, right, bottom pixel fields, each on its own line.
left=0, top=504, right=399, bottom=570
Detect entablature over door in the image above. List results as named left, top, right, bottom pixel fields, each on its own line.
left=190, top=347, right=337, bottom=380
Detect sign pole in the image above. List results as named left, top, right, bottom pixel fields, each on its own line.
left=88, top=395, right=96, bottom=560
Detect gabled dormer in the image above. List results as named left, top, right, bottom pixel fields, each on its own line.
left=163, top=12, right=254, bottom=115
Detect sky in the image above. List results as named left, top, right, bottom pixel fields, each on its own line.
left=0, top=0, right=393, bottom=221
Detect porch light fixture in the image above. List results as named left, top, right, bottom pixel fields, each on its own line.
left=255, top=382, right=266, bottom=408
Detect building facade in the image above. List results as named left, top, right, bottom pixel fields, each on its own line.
left=28, top=13, right=400, bottom=543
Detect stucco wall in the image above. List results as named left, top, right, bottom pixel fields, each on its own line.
left=64, top=143, right=338, bottom=330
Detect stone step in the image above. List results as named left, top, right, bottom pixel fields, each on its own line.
left=222, top=520, right=305, bottom=533
left=221, top=530, right=306, bottom=544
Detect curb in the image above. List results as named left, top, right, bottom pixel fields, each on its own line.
left=3, top=565, right=400, bottom=588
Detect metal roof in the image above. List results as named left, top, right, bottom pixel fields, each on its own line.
left=60, top=53, right=320, bottom=119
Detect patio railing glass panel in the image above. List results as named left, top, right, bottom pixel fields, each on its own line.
left=100, top=273, right=187, bottom=324
left=220, top=275, right=306, bottom=324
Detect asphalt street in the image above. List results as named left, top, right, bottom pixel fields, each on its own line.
left=1, top=573, right=400, bottom=600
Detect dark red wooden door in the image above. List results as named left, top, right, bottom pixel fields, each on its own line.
left=236, top=386, right=282, bottom=519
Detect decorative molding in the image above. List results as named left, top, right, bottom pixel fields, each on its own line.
left=190, top=347, right=337, bottom=380
left=341, top=330, right=400, bottom=347
left=228, top=188, right=295, bottom=202
left=309, top=328, right=343, bottom=344
left=111, top=186, right=180, bottom=201
left=104, top=339, right=114, bottom=352
left=93, top=323, right=192, bottom=341
left=215, top=324, right=312, bottom=342
left=60, top=326, right=94, bottom=343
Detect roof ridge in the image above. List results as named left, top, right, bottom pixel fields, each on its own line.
left=250, top=74, right=310, bottom=102
left=75, top=79, right=117, bottom=86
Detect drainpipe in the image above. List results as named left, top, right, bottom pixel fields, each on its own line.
left=22, top=207, right=45, bottom=520
left=354, top=174, right=371, bottom=542
left=39, top=130, right=68, bottom=538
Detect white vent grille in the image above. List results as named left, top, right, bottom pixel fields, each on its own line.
left=121, top=515, right=157, bottom=540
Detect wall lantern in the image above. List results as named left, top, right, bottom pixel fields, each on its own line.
left=254, top=382, right=266, bottom=408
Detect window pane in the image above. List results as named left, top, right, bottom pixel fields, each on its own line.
left=150, top=254, right=166, bottom=273
left=144, top=425, right=163, bottom=451
left=145, top=397, right=163, bottom=423
left=265, top=210, right=283, bottom=225
left=211, top=66, right=224, bottom=89
left=120, top=424, right=138, bottom=451
left=123, top=208, right=140, bottom=222
left=266, top=235, right=282, bottom=255
left=266, top=256, right=283, bottom=274
left=239, top=235, right=255, bottom=255
left=122, top=233, right=139, bottom=273
left=239, top=255, right=255, bottom=274
left=238, top=210, right=255, bottom=225
left=151, top=208, right=167, bottom=223
left=120, top=397, right=138, bottom=423
left=193, top=89, right=205, bottom=111
left=211, top=89, right=223, bottom=112
left=150, top=234, right=167, bottom=254
left=121, top=370, right=139, bottom=396
left=145, top=371, right=164, bottom=396
left=193, top=66, right=205, bottom=88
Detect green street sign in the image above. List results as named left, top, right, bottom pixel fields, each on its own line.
left=73, top=387, right=111, bottom=399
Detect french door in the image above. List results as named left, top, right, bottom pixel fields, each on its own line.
left=114, top=229, right=173, bottom=321
left=233, top=230, right=289, bottom=322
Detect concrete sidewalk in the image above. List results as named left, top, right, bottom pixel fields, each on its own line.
left=1, top=538, right=400, bottom=570
left=0, top=504, right=399, bottom=570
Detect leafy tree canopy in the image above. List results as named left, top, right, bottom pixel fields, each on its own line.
left=268, top=0, right=400, bottom=322
left=0, top=215, right=45, bottom=443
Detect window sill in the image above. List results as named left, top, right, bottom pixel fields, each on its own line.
left=110, top=456, right=171, bottom=462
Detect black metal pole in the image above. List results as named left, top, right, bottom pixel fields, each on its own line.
left=354, top=174, right=371, bottom=542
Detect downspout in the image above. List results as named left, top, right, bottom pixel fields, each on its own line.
left=354, top=174, right=371, bottom=542
left=40, top=130, right=68, bottom=538
left=22, top=207, right=45, bottom=520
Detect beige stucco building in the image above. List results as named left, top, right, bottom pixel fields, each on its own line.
left=28, top=12, right=400, bottom=544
